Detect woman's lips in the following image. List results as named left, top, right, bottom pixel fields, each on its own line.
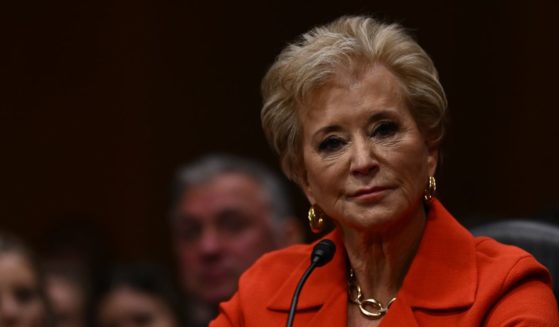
left=348, top=186, right=391, bottom=203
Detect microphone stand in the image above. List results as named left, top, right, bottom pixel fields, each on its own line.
left=286, top=239, right=336, bottom=327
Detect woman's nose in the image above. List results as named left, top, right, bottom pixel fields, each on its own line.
left=350, top=137, right=378, bottom=177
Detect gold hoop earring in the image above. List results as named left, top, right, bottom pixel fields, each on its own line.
left=424, top=176, right=437, bottom=201
left=308, top=205, right=327, bottom=234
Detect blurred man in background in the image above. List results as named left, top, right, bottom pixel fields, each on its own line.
left=170, top=154, right=303, bottom=327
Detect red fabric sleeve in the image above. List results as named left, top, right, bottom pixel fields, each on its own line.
left=483, top=256, right=559, bottom=326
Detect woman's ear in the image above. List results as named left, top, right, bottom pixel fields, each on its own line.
left=298, top=172, right=316, bottom=204
left=303, top=183, right=316, bottom=204
left=427, top=145, right=439, bottom=176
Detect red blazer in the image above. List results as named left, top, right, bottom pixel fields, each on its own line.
left=210, top=199, right=559, bottom=326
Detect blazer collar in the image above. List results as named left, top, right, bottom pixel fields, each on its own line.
left=266, top=199, right=477, bottom=313
left=398, top=198, right=477, bottom=310
left=266, top=229, right=347, bottom=312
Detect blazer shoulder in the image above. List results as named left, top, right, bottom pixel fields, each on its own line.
left=473, top=238, right=559, bottom=325
left=474, top=236, right=546, bottom=272
left=239, top=242, right=312, bottom=288
left=474, top=236, right=552, bottom=292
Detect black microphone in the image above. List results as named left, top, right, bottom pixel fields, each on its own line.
left=286, top=239, right=336, bottom=327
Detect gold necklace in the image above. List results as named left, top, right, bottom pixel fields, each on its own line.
left=348, top=269, right=396, bottom=319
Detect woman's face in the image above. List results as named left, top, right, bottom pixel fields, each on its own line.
left=0, top=252, right=46, bottom=327
left=98, top=287, right=178, bottom=327
left=300, top=64, right=437, bottom=233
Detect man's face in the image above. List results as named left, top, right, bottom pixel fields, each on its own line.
left=173, top=172, right=279, bottom=306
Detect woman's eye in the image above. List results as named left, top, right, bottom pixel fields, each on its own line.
left=318, top=137, right=346, bottom=153
left=372, top=121, right=398, bottom=138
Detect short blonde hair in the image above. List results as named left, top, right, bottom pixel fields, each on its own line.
left=261, top=15, right=447, bottom=184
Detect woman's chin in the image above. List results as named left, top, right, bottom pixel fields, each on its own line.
left=340, top=207, right=397, bottom=231
left=338, top=199, right=416, bottom=233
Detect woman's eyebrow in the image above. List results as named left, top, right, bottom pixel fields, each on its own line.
left=367, top=111, right=395, bottom=124
left=313, top=125, right=343, bottom=138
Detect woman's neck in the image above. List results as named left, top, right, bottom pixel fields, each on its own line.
left=340, top=205, right=427, bottom=304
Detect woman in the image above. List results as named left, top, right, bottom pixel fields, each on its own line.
left=90, top=264, right=185, bottom=327
left=0, top=232, right=51, bottom=327
left=211, top=15, right=559, bottom=326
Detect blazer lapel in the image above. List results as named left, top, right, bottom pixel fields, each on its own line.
left=398, top=199, right=477, bottom=310
left=265, top=199, right=476, bottom=326
left=267, top=230, right=348, bottom=315
left=380, top=297, right=420, bottom=327
left=306, top=286, right=347, bottom=327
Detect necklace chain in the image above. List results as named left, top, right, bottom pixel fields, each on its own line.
left=348, top=269, right=396, bottom=319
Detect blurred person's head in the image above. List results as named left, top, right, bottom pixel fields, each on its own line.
left=44, top=270, right=86, bottom=327
left=91, top=264, right=184, bottom=327
left=170, top=154, right=303, bottom=311
left=40, top=217, right=110, bottom=284
left=0, top=232, right=50, bottom=327
left=39, top=219, right=107, bottom=327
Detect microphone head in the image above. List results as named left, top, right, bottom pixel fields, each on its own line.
left=311, top=239, right=336, bottom=267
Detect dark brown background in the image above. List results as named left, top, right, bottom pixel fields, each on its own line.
left=2, top=0, right=558, bottom=267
